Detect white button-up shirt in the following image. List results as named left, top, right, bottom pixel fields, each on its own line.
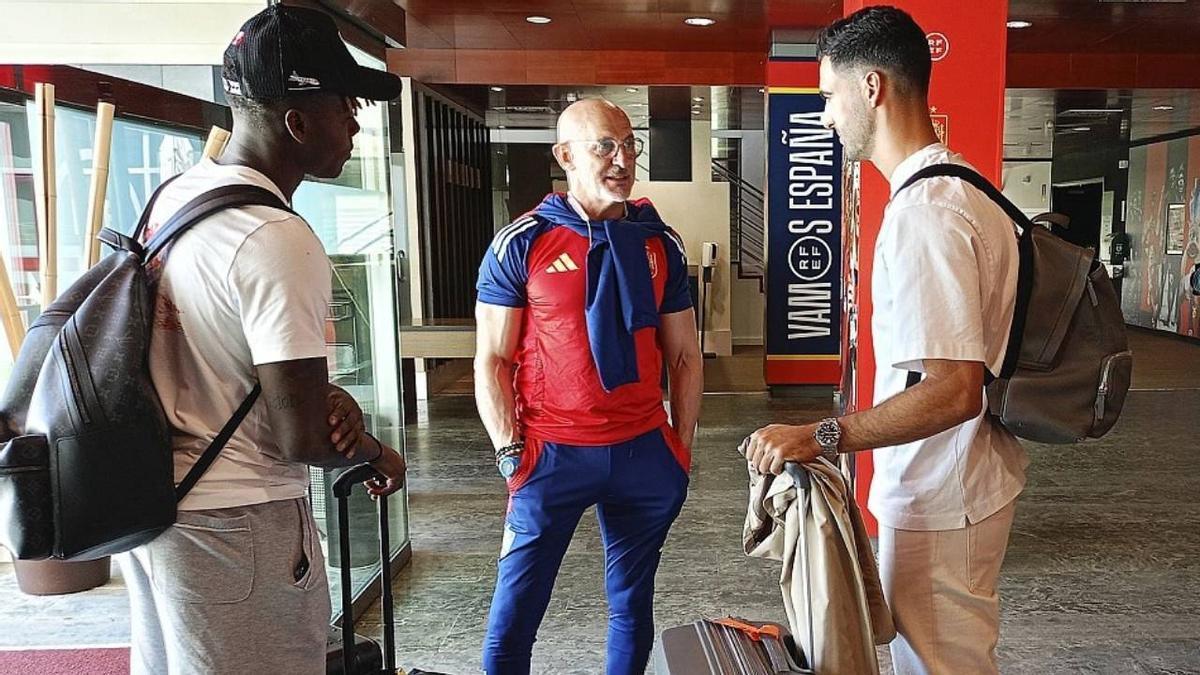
left=868, top=143, right=1029, bottom=531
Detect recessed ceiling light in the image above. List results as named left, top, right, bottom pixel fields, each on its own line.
left=498, top=125, right=506, bottom=129
left=684, top=17, right=715, bottom=27
left=1006, top=20, right=1032, bottom=29
left=1072, top=126, right=1091, bottom=132
left=1153, top=105, right=1175, bottom=111
left=625, top=87, right=639, bottom=93
left=525, top=15, right=551, bottom=24
left=490, top=86, right=504, bottom=92
left=693, top=96, right=704, bottom=102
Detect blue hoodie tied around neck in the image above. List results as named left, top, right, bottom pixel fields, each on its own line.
left=533, top=193, right=672, bottom=392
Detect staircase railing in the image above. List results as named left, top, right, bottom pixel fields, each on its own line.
left=711, top=158, right=765, bottom=281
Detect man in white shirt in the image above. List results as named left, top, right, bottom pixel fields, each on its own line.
left=743, top=7, right=1027, bottom=673
left=116, top=6, right=405, bottom=674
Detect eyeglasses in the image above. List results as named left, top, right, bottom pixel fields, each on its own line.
left=562, top=136, right=645, bottom=160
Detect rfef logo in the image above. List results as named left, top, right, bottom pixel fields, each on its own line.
left=788, top=236, right=833, bottom=282
left=926, top=32, right=949, bottom=62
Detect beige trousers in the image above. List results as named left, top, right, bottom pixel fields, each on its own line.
left=878, top=499, right=1017, bottom=675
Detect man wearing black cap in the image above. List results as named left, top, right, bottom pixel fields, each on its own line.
left=115, top=6, right=405, bottom=673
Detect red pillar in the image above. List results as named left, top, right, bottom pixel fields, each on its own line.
left=841, top=0, right=1009, bottom=534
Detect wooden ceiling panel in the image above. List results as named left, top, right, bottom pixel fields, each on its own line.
left=397, top=0, right=1200, bottom=82
left=495, top=11, right=596, bottom=50
left=450, top=13, right=522, bottom=50
left=570, top=0, right=661, bottom=10
left=404, top=16, right=452, bottom=49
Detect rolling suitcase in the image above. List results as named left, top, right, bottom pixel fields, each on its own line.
left=325, top=463, right=398, bottom=675
left=654, top=618, right=811, bottom=674
left=652, top=463, right=814, bottom=674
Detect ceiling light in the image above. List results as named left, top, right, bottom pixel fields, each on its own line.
left=758, top=88, right=765, bottom=94
left=1072, top=126, right=1091, bottom=132
left=684, top=17, right=715, bottom=26
left=693, top=96, right=704, bottom=102
left=1153, top=104, right=1175, bottom=111
left=490, top=86, right=504, bottom=92
left=1006, top=20, right=1032, bottom=29
left=525, top=16, right=551, bottom=24
left=625, top=87, right=638, bottom=93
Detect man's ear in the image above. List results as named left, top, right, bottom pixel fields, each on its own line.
left=283, top=108, right=306, bottom=144
left=551, top=142, right=573, bottom=172
left=863, top=70, right=884, bottom=109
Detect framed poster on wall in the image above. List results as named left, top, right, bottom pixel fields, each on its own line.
left=1167, top=203, right=1186, bottom=254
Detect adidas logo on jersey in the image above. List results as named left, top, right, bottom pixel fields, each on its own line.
left=545, top=253, right=579, bottom=273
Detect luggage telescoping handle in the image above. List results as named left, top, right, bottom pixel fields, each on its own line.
left=332, top=463, right=399, bottom=675
left=783, top=462, right=811, bottom=491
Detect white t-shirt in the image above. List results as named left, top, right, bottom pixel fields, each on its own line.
left=144, top=159, right=332, bottom=511
left=868, top=143, right=1029, bottom=531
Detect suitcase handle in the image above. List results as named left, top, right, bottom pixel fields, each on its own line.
left=783, top=462, right=811, bottom=491
left=334, top=462, right=397, bottom=674
left=332, top=463, right=385, bottom=498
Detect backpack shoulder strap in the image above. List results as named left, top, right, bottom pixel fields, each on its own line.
left=144, top=184, right=297, bottom=262
left=895, top=162, right=1034, bottom=383
left=96, top=174, right=185, bottom=257
left=897, top=163, right=1036, bottom=236
left=175, top=384, right=262, bottom=502
left=150, top=184, right=296, bottom=503
left=131, top=174, right=183, bottom=242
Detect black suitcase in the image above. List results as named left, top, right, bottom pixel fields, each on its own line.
left=325, top=464, right=398, bottom=675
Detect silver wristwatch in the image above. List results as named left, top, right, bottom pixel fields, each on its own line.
left=813, top=417, right=842, bottom=462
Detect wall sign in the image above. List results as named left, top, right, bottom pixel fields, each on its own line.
left=764, top=88, right=843, bottom=385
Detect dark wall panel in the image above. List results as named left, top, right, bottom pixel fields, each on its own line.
left=415, top=86, right=492, bottom=320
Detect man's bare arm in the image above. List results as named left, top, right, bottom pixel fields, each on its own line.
left=659, top=308, right=703, bottom=448
left=473, top=302, right=524, bottom=449
left=745, top=358, right=984, bottom=475
left=258, top=358, right=377, bottom=469
left=840, top=358, right=984, bottom=452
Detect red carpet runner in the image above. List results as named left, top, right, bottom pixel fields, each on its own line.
left=0, top=647, right=129, bottom=674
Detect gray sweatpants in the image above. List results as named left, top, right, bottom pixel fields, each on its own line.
left=117, top=497, right=331, bottom=675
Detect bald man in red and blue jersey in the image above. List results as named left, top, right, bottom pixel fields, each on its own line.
left=474, top=99, right=703, bottom=675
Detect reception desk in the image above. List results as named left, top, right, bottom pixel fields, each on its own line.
left=398, top=318, right=476, bottom=358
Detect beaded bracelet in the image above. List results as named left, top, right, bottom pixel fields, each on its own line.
left=494, top=440, right=524, bottom=461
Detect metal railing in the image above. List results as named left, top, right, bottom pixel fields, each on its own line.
left=711, top=158, right=765, bottom=282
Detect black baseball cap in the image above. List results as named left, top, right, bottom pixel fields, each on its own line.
left=222, top=5, right=401, bottom=102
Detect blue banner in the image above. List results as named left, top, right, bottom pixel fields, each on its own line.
left=764, top=89, right=843, bottom=380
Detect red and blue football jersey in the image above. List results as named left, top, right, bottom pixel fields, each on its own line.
left=476, top=196, right=691, bottom=446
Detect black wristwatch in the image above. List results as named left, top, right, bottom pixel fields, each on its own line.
left=813, top=417, right=842, bottom=462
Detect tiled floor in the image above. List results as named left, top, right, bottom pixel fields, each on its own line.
left=1, top=329, right=1198, bottom=674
